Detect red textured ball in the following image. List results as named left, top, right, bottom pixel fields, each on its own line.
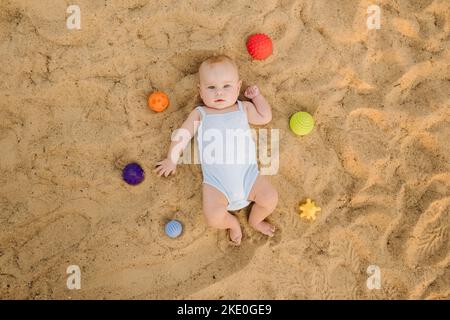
left=246, top=33, right=273, bottom=60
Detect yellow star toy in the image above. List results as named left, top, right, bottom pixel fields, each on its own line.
left=299, top=198, right=321, bottom=221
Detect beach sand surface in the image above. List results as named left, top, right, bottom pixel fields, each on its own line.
left=1, top=0, right=449, bottom=299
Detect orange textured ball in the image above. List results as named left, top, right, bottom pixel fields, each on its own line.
left=148, top=91, right=169, bottom=112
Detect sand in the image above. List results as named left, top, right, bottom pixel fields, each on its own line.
left=1, top=0, right=449, bottom=299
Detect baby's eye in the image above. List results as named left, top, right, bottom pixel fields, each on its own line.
left=224, top=85, right=231, bottom=88
left=208, top=86, right=215, bottom=89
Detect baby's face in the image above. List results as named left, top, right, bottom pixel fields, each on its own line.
left=198, top=61, right=242, bottom=109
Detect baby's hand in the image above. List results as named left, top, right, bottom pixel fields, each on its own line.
left=154, top=158, right=176, bottom=177
left=244, top=85, right=261, bottom=100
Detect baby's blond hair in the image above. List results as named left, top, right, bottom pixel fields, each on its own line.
left=202, top=54, right=236, bottom=66
left=199, top=54, right=238, bottom=72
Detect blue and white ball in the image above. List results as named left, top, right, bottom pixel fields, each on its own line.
left=165, top=220, right=183, bottom=238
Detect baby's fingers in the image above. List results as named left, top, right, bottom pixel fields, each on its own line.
left=166, top=167, right=177, bottom=177
left=164, top=168, right=174, bottom=177
left=159, top=168, right=168, bottom=177
left=153, top=165, right=161, bottom=173
left=153, top=166, right=165, bottom=176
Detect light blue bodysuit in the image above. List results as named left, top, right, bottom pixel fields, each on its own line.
left=196, top=100, right=259, bottom=211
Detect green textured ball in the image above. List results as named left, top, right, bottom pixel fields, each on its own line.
left=289, top=112, right=314, bottom=136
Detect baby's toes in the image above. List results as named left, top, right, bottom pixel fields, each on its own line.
left=229, top=228, right=242, bottom=246
left=262, top=222, right=275, bottom=237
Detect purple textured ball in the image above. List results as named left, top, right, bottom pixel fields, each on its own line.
left=122, top=163, right=145, bottom=185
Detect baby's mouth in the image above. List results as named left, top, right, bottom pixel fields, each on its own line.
left=215, top=99, right=225, bottom=102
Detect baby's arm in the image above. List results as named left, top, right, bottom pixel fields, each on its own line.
left=243, top=85, right=272, bottom=125
left=154, top=109, right=201, bottom=177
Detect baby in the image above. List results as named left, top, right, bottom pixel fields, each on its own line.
left=154, top=55, right=278, bottom=245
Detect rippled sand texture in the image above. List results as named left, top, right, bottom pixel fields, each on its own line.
left=1, top=0, right=449, bottom=299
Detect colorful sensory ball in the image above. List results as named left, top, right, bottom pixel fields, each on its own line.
left=122, top=162, right=145, bottom=185
left=165, top=220, right=183, bottom=238
left=246, top=33, right=273, bottom=60
left=289, top=111, right=315, bottom=136
left=148, top=91, right=169, bottom=112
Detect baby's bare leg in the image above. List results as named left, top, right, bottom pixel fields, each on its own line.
left=202, top=183, right=242, bottom=245
left=247, top=175, right=278, bottom=237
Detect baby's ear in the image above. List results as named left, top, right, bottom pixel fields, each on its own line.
left=238, top=80, right=242, bottom=90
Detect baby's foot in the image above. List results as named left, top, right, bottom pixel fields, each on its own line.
left=251, top=221, right=276, bottom=237
left=228, top=226, right=242, bottom=246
